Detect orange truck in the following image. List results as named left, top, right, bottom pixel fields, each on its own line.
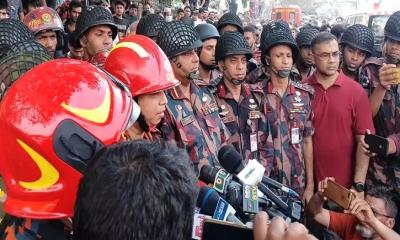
left=271, top=5, right=302, bottom=26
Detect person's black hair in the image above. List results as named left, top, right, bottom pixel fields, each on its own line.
left=184, top=5, right=191, bottom=11
left=366, top=184, right=399, bottom=218
left=330, top=24, right=346, bottom=40
left=68, top=32, right=81, bottom=49
left=68, top=0, right=82, bottom=12
left=142, top=9, right=150, bottom=16
left=0, top=0, right=8, bottom=10
left=129, top=2, right=137, bottom=9
left=177, top=8, right=183, bottom=14
left=244, top=25, right=257, bottom=34
left=311, top=32, right=337, bottom=50
left=74, top=140, right=198, bottom=240
left=22, top=0, right=42, bottom=12
left=319, top=24, right=331, bottom=32
left=114, top=0, right=125, bottom=7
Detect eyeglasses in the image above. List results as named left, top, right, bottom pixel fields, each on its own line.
left=313, top=51, right=340, bottom=61
left=371, top=207, right=395, bottom=219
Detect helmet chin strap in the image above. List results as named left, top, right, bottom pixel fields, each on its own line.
left=231, top=79, right=243, bottom=85
left=271, top=66, right=291, bottom=78
left=172, top=56, right=199, bottom=80
left=266, top=56, right=291, bottom=78
left=188, top=70, right=199, bottom=80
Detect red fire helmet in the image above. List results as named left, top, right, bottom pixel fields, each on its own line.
left=104, top=35, right=179, bottom=97
left=0, top=59, right=140, bottom=219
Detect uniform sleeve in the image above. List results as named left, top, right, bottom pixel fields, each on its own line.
left=160, top=109, right=183, bottom=148
left=328, top=211, right=358, bottom=239
left=258, top=115, right=274, bottom=172
left=353, top=87, right=376, bottom=135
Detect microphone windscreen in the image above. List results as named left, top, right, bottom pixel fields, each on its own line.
left=218, top=145, right=244, bottom=174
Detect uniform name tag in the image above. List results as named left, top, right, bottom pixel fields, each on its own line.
left=291, top=127, right=300, bottom=144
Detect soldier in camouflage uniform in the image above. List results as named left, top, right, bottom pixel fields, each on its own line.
left=74, top=6, right=118, bottom=68
left=295, top=27, right=319, bottom=81
left=246, top=22, right=302, bottom=85
left=213, top=31, right=270, bottom=167
left=194, top=23, right=222, bottom=90
left=258, top=21, right=315, bottom=200
left=157, top=21, right=229, bottom=174
left=135, top=14, right=165, bottom=41
left=361, top=11, right=400, bottom=192
left=340, top=24, right=374, bottom=81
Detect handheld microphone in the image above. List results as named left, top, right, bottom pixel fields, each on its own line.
left=218, top=145, right=302, bottom=222
left=197, top=186, right=244, bottom=225
left=199, top=165, right=258, bottom=214
left=218, top=145, right=300, bottom=198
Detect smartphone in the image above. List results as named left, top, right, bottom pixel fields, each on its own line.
left=202, top=218, right=253, bottom=240
left=365, top=134, right=388, bottom=156
left=323, top=180, right=353, bottom=210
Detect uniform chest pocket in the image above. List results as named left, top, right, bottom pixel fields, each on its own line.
left=289, top=112, right=307, bottom=131
left=178, top=115, right=197, bottom=145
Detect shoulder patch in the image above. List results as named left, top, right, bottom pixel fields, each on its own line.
left=291, top=81, right=315, bottom=95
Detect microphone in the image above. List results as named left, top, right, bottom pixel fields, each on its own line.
left=197, top=186, right=244, bottom=225
left=199, top=165, right=258, bottom=214
left=218, top=146, right=302, bottom=222
left=218, top=145, right=300, bottom=198
left=199, top=165, right=296, bottom=222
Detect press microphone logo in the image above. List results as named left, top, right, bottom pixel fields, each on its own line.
left=213, top=169, right=230, bottom=194
left=213, top=198, right=229, bottom=220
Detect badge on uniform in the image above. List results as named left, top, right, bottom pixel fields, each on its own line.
left=294, top=91, right=302, bottom=103
left=291, top=127, right=300, bottom=144
left=203, top=102, right=218, bottom=115
left=250, top=133, right=258, bottom=152
left=249, top=110, right=261, bottom=119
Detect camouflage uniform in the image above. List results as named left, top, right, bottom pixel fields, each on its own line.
left=193, top=69, right=223, bottom=91
left=1, top=216, right=71, bottom=239
left=161, top=82, right=230, bottom=174
left=261, top=79, right=314, bottom=195
left=361, top=58, right=400, bottom=190
left=213, top=80, right=271, bottom=166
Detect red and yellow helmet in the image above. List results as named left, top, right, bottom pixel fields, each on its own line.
left=104, top=35, right=179, bottom=97
left=0, top=59, right=140, bottom=219
left=23, top=7, right=63, bottom=35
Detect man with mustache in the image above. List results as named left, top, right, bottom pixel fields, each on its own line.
left=308, top=177, right=399, bottom=240
left=213, top=31, right=269, bottom=165
left=157, top=21, right=229, bottom=175
left=194, top=23, right=222, bottom=89
left=340, top=24, right=374, bottom=81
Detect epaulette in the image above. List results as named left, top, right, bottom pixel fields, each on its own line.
left=248, top=81, right=264, bottom=93
left=291, top=81, right=315, bottom=95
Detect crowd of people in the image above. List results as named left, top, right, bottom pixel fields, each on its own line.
left=1, top=0, right=400, bottom=239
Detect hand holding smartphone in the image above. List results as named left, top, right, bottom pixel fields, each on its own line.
left=322, top=180, right=354, bottom=210
left=365, top=133, right=389, bottom=156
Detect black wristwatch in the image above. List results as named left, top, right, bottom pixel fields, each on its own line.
left=352, top=182, right=365, bottom=192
